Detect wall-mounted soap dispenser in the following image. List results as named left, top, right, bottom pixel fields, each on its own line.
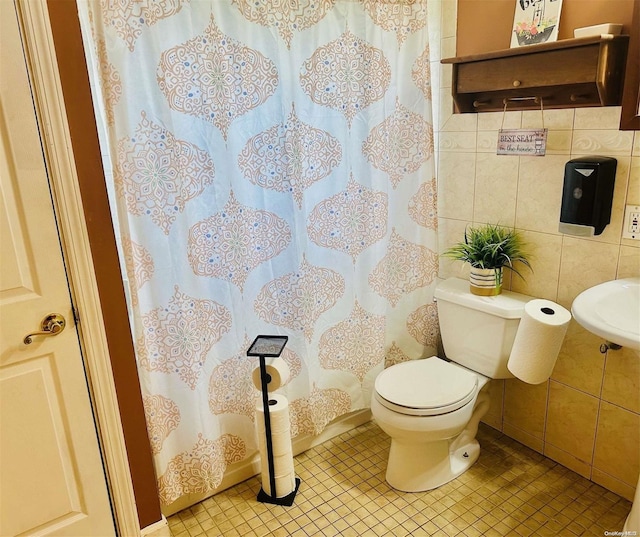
left=559, top=156, right=617, bottom=236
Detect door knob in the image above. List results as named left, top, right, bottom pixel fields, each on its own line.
left=23, top=313, right=66, bottom=345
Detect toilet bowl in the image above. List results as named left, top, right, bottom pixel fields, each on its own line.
left=371, top=277, right=533, bottom=492
left=372, top=357, right=490, bottom=492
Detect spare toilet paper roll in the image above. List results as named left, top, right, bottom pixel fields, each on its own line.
left=252, top=357, right=290, bottom=392
left=260, top=452, right=295, bottom=484
left=255, top=393, right=291, bottom=433
left=258, top=431, right=295, bottom=497
left=255, top=421, right=294, bottom=466
left=508, top=299, right=571, bottom=385
left=261, top=471, right=296, bottom=498
left=257, top=424, right=293, bottom=456
left=255, top=394, right=296, bottom=497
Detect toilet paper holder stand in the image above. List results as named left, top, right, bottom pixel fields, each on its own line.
left=248, top=334, right=300, bottom=506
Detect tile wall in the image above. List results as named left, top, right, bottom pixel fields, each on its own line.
left=431, top=0, right=640, bottom=502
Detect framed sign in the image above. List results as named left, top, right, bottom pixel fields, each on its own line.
left=510, top=0, right=563, bottom=48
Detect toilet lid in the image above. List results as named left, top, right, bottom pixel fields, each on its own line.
left=375, top=357, right=478, bottom=416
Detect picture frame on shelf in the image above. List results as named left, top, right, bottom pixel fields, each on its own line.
left=510, top=0, right=563, bottom=48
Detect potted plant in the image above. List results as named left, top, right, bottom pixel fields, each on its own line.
left=443, top=224, right=531, bottom=296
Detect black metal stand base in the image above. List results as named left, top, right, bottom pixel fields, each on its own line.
left=257, top=478, right=301, bottom=506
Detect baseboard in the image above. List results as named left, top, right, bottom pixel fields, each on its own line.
left=293, top=408, right=372, bottom=454
left=161, top=409, right=372, bottom=517
left=140, top=515, right=170, bottom=537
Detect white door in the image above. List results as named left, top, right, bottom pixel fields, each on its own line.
left=0, top=3, right=116, bottom=536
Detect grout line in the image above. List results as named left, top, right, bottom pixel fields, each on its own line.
left=167, top=420, right=632, bottom=537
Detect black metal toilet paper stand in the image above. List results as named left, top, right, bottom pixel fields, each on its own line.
left=248, top=334, right=300, bottom=506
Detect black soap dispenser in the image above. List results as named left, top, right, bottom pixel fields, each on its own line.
left=558, top=156, right=617, bottom=236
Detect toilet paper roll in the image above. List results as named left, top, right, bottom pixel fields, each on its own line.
left=261, top=471, right=296, bottom=498
left=252, top=357, right=290, bottom=392
left=507, top=299, right=571, bottom=384
left=273, top=451, right=295, bottom=476
left=260, top=451, right=295, bottom=483
left=255, top=394, right=296, bottom=498
left=255, top=393, right=291, bottom=433
left=257, top=433, right=295, bottom=498
left=257, top=426, right=293, bottom=456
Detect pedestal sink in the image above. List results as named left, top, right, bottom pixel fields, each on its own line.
left=571, top=277, right=640, bottom=351
left=572, top=277, right=640, bottom=534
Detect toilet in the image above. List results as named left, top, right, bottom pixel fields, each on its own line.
left=371, top=277, right=534, bottom=492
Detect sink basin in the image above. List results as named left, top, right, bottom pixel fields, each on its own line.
left=572, top=278, right=640, bottom=350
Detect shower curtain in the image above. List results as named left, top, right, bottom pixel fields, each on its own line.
left=78, top=0, right=438, bottom=510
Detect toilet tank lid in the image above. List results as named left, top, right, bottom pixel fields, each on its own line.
left=434, top=277, right=531, bottom=319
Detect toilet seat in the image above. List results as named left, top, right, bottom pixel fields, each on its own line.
left=374, top=357, right=478, bottom=417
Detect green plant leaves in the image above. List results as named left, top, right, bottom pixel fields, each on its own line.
left=443, top=224, right=532, bottom=277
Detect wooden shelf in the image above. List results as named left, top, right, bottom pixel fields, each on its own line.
left=441, top=36, right=629, bottom=113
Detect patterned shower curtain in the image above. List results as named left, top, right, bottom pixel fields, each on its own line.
left=78, top=0, right=438, bottom=510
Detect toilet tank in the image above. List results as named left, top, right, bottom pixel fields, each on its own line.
left=434, top=278, right=534, bottom=379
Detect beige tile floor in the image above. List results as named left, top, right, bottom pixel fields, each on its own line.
left=168, top=421, right=632, bottom=536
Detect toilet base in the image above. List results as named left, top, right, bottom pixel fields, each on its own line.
left=383, top=389, right=490, bottom=493
left=386, top=438, right=480, bottom=493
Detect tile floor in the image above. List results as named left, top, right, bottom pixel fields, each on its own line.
left=168, top=421, right=632, bottom=537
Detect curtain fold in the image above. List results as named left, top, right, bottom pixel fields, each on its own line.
left=78, top=0, right=439, bottom=510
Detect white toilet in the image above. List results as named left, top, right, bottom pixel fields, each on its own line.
left=371, top=277, right=533, bottom=492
